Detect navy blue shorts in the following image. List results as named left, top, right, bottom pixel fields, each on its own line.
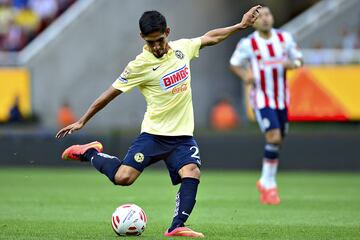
left=122, top=133, right=201, bottom=185
left=254, top=107, right=289, bottom=136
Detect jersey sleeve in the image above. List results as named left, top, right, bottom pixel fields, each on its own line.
left=182, top=38, right=201, bottom=60
left=112, top=59, right=145, bottom=93
left=230, top=38, right=251, bottom=67
left=284, top=32, right=303, bottom=61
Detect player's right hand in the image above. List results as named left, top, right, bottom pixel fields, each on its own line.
left=56, top=121, right=84, bottom=138
left=240, top=5, right=262, bottom=28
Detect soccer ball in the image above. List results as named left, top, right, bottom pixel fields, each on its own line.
left=111, top=203, right=147, bottom=236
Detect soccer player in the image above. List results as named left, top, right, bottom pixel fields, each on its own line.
left=56, top=6, right=261, bottom=237
left=229, top=6, right=303, bottom=205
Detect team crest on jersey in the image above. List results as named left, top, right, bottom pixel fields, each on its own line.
left=160, top=64, right=189, bottom=90
left=175, top=50, right=184, bottom=59
left=134, top=153, right=144, bottom=163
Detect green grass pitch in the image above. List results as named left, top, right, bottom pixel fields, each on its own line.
left=0, top=167, right=359, bottom=239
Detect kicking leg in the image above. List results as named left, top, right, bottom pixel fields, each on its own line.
left=61, top=141, right=140, bottom=185
left=113, top=165, right=141, bottom=186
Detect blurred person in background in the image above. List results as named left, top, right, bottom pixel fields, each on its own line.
left=8, top=96, right=23, bottom=123
left=2, top=19, right=26, bottom=51
left=356, top=29, right=360, bottom=49
left=338, top=27, right=359, bottom=64
left=0, top=0, right=14, bottom=50
left=210, top=97, right=239, bottom=131
left=340, top=27, right=357, bottom=49
left=12, top=0, right=28, bottom=10
left=14, top=4, right=41, bottom=41
left=29, top=0, right=58, bottom=29
left=0, top=0, right=73, bottom=51
left=230, top=6, right=303, bottom=205
left=57, top=101, right=76, bottom=128
left=56, top=6, right=261, bottom=238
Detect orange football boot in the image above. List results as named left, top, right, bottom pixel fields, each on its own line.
left=164, top=227, right=204, bottom=238
left=62, top=141, right=103, bottom=161
left=256, top=180, right=281, bottom=205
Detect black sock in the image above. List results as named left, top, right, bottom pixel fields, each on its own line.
left=168, top=177, right=199, bottom=232
left=84, top=149, right=122, bottom=184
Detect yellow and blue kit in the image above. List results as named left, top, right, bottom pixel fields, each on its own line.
left=112, top=38, right=202, bottom=184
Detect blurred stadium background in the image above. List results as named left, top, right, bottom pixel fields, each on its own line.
left=0, top=0, right=360, bottom=239
left=0, top=0, right=359, bottom=169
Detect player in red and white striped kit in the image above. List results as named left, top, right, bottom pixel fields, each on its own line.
left=230, top=6, right=303, bottom=205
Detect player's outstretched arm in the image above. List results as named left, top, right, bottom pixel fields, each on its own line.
left=200, top=5, right=261, bottom=48
left=55, top=86, right=122, bottom=138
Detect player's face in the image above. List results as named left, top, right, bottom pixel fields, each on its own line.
left=253, top=7, right=274, bottom=32
left=141, top=27, right=170, bottom=58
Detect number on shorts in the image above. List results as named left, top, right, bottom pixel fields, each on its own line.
left=190, top=146, right=200, bottom=159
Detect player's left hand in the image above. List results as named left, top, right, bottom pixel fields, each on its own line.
left=240, top=5, right=262, bottom=28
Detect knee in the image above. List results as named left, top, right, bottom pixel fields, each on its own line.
left=113, top=165, right=140, bottom=186
left=114, top=173, right=135, bottom=186
left=191, top=167, right=201, bottom=179
left=268, top=136, right=282, bottom=145
left=266, top=132, right=283, bottom=145
left=179, top=164, right=201, bottom=179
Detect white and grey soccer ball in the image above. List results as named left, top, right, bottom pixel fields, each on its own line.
left=111, top=203, right=147, bottom=236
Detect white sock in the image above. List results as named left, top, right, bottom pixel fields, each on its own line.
left=260, top=158, right=278, bottom=189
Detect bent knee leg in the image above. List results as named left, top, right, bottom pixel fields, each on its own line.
left=179, top=163, right=201, bottom=179
left=114, top=174, right=135, bottom=186
left=114, top=165, right=141, bottom=186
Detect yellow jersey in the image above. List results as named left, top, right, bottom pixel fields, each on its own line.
left=112, top=38, right=202, bottom=136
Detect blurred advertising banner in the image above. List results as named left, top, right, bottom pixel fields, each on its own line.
left=0, top=68, right=31, bottom=122
left=246, top=66, right=360, bottom=121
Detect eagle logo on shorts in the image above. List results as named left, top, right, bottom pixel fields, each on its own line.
left=175, top=50, right=184, bottom=59
left=262, top=118, right=271, bottom=130
left=134, top=153, right=144, bottom=163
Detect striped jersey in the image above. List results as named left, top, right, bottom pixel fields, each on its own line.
left=230, top=29, right=303, bottom=110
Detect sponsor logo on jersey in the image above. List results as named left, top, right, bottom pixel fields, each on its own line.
left=171, top=83, right=188, bottom=95
left=263, top=57, right=287, bottom=66
left=160, top=64, right=189, bottom=90
left=118, top=67, right=131, bottom=83
left=117, top=77, right=128, bottom=83
left=152, top=65, right=161, bottom=71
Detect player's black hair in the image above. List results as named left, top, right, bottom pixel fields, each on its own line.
left=139, top=10, right=167, bottom=35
